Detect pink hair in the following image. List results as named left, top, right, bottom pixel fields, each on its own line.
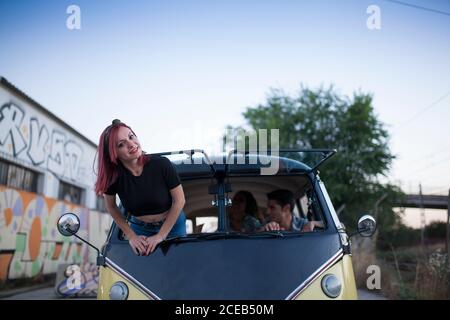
left=94, top=122, right=149, bottom=195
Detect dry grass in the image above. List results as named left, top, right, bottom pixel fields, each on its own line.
left=413, top=249, right=450, bottom=299
left=352, top=239, right=450, bottom=299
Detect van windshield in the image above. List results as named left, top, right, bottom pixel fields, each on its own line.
left=183, top=174, right=326, bottom=235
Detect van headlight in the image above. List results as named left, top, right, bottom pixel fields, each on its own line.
left=321, top=274, right=341, bottom=298
left=109, top=281, right=129, bottom=300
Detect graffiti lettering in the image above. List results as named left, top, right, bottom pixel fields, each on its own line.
left=27, top=118, right=49, bottom=166
left=65, top=141, right=82, bottom=181
left=0, top=101, right=89, bottom=183
left=47, top=131, right=66, bottom=176
left=0, top=103, right=27, bottom=157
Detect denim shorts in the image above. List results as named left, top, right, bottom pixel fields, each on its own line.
left=128, top=211, right=187, bottom=238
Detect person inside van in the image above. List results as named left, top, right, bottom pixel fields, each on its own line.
left=228, top=190, right=263, bottom=233
left=263, top=189, right=324, bottom=232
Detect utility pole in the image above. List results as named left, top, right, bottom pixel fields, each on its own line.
left=371, top=193, right=388, bottom=253
left=419, top=184, right=426, bottom=247
left=374, top=193, right=388, bottom=221
left=446, top=188, right=449, bottom=260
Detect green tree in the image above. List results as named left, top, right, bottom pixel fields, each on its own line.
left=425, top=221, right=448, bottom=240
left=224, top=85, right=404, bottom=238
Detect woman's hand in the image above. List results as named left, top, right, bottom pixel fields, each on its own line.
left=144, top=234, right=165, bottom=255
left=128, top=234, right=148, bottom=255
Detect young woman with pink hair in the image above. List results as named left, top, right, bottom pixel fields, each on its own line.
left=95, top=120, right=186, bottom=256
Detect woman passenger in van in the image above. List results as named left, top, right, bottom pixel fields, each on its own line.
left=228, top=190, right=263, bottom=233
left=94, top=120, right=186, bottom=256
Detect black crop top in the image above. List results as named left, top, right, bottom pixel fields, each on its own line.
left=104, top=155, right=181, bottom=216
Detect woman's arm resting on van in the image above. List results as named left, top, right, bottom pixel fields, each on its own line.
left=301, top=220, right=325, bottom=232
left=103, top=194, right=148, bottom=255
left=145, top=184, right=186, bottom=255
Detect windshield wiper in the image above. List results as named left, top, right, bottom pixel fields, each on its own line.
left=163, top=232, right=245, bottom=243
left=163, top=231, right=299, bottom=243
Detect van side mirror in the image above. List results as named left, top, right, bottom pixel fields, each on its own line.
left=357, top=215, right=377, bottom=237
left=57, top=213, right=80, bottom=236
left=57, top=212, right=105, bottom=266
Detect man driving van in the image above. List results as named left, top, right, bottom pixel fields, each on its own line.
left=263, top=189, right=324, bottom=232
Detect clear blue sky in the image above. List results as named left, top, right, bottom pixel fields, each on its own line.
left=1, top=0, right=449, bottom=196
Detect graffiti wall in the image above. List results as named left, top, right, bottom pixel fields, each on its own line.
left=0, top=101, right=95, bottom=188
left=0, top=186, right=112, bottom=281
left=0, top=79, right=110, bottom=282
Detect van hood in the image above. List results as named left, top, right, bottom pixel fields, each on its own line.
left=104, top=232, right=342, bottom=299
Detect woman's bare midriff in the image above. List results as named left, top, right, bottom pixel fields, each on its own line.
left=133, top=210, right=168, bottom=223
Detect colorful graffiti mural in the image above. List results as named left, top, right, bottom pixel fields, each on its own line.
left=0, top=102, right=91, bottom=185
left=0, top=185, right=112, bottom=281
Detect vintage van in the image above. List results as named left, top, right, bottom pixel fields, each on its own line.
left=57, top=149, right=376, bottom=300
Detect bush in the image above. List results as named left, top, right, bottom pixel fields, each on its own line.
left=415, top=249, right=450, bottom=299
left=425, top=221, right=448, bottom=240
left=377, top=224, right=421, bottom=250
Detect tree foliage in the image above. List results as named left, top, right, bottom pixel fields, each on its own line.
left=224, top=85, right=405, bottom=238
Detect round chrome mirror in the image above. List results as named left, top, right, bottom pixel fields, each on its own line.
left=57, top=213, right=80, bottom=236
left=357, top=215, right=377, bottom=237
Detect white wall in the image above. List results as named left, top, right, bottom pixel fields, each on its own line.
left=0, top=84, right=98, bottom=209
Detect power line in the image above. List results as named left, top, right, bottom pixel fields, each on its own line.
left=395, top=90, right=450, bottom=130
left=401, top=153, right=450, bottom=178
left=426, top=186, right=450, bottom=195
left=384, top=0, right=450, bottom=17
left=405, top=143, right=450, bottom=166
left=415, top=167, right=450, bottom=184
left=397, top=180, right=449, bottom=195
